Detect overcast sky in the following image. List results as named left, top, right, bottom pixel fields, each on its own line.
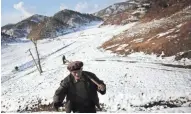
left=1, top=0, right=127, bottom=26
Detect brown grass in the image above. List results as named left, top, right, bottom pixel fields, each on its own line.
left=141, top=0, right=191, bottom=22
left=101, top=2, right=191, bottom=58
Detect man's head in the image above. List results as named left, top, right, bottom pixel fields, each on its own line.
left=70, top=68, right=83, bottom=80
left=67, top=61, right=83, bottom=79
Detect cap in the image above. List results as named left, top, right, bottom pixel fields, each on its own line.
left=67, top=61, right=83, bottom=71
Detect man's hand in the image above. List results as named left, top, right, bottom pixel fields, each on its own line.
left=53, top=102, right=63, bottom=111
left=98, top=84, right=106, bottom=91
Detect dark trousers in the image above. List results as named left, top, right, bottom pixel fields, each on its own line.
left=72, top=103, right=96, bottom=113
left=73, top=107, right=96, bottom=113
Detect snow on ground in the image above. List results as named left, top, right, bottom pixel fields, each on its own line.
left=1, top=22, right=191, bottom=113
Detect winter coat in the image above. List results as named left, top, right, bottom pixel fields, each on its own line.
left=53, top=71, right=106, bottom=112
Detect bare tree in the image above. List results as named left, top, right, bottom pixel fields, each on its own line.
left=27, top=22, right=45, bottom=74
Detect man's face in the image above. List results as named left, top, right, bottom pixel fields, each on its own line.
left=71, top=68, right=82, bottom=80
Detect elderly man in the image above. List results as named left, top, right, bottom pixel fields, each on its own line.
left=53, top=61, right=106, bottom=113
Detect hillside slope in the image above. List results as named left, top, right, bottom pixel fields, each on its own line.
left=1, top=22, right=191, bottom=113
left=101, top=0, right=191, bottom=59
left=94, top=0, right=150, bottom=25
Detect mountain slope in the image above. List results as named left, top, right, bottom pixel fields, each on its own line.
left=101, top=0, right=191, bottom=59
left=1, top=14, right=49, bottom=38
left=41, top=9, right=102, bottom=38
left=1, top=9, right=102, bottom=40
left=94, top=0, right=150, bottom=25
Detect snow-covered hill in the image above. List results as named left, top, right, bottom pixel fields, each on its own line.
left=1, top=14, right=49, bottom=38
left=41, top=9, right=102, bottom=38
left=1, top=10, right=102, bottom=40
left=1, top=22, right=191, bottom=113
left=94, top=0, right=150, bottom=25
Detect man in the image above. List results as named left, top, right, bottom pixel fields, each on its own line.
left=62, top=55, right=67, bottom=64
left=53, top=61, right=106, bottom=113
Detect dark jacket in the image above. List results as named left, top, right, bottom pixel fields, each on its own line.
left=53, top=71, right=106, bottom=112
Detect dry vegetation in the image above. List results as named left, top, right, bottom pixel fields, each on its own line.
left=101, top=0, right=191, bottom=59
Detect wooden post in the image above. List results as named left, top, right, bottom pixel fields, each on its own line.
left=28, top=49, right=41, bottom=74
left=34, top=43, right=43, bottom=73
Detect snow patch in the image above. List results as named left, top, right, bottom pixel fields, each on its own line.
left=116, top=44, right=129, bottom=51
left=157, top=28, right=175, bottom=38
left=131, top=38, right=144, bottom=43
